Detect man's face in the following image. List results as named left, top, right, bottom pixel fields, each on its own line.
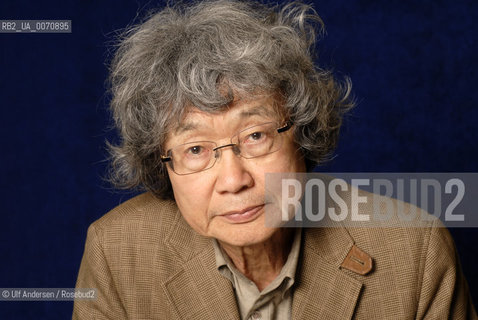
left=164, top=95, right=306, bottom=247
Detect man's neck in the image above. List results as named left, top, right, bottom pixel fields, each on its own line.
left=218, top=228, right=294, bottom=291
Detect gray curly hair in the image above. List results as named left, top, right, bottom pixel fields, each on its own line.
left=107, top=0, right=354, bottom=199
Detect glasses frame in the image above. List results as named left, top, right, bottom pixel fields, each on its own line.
left=160, top=121, right=292, bottom=175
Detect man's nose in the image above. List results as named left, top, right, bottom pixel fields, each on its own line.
left=214, top=145, right=254, bottom=194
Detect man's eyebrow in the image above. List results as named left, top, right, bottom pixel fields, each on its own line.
left=237, top=105, right=273, bottom=119
left=173, top=121, right=203, bottom=135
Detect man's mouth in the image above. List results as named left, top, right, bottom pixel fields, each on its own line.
left=219, top=204, right=265, bottom=223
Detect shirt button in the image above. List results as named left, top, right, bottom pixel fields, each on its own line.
left=250, top=311, right=261, bottom=320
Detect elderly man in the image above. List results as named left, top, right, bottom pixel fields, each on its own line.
left=73, top=1, right=476, bottom=319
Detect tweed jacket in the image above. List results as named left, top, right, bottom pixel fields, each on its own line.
left=73, top=192, right=476, bottom=319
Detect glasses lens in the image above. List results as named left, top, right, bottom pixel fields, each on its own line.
left=236, top=122, right=282, bottom=158
left=169, top=141, right=217, bottom=175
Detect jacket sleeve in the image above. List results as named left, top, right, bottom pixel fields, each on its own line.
left=72, top=224, right=128, bottom=319
left=416, top=220, right=477, bottom=319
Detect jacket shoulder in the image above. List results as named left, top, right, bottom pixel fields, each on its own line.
left=90, top=192, right=178, bottom=240
left=93, top=192, right=178, bottom=225
left=75, top=193, right=183, bottom=318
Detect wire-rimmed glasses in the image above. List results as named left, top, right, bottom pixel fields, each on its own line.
left=161, top=122, right=292, bottom=175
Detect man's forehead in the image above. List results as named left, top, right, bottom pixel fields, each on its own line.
left=171, top=101, right=281, bottom=135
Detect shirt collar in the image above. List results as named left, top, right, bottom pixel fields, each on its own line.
left=212, top=228, right=302, bottom=293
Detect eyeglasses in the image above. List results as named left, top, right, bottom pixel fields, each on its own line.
left=161, top=121, right=292, bottom=175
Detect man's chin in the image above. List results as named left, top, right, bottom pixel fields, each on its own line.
left=213, top=225, right=279, bottom=248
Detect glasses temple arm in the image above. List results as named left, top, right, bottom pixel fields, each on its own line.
left=277, top=121, right=292, bottom=133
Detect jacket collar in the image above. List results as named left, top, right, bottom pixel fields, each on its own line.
left=163, top=206, right=366, bottom=320
left=162, top=207, right=241, bottom=320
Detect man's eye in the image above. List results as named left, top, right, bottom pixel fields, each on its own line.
left=244, top=131, right=267, bottom=144
left=187, top=146, right=204, bottom=155
left=250, top=132, right=263, bottom=140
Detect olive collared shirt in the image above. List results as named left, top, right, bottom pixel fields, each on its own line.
left=212, top=229, right=302, bottom=320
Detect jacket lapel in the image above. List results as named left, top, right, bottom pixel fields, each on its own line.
left=292, top=227, right=364, bottom=320
left=163, top=209, right=240, bottom=320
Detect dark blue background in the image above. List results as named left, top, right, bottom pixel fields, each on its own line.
left=0, top=0, right=476, bottom=318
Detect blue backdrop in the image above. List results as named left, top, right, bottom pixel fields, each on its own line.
left=0, top=0, right=476, bottom=318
